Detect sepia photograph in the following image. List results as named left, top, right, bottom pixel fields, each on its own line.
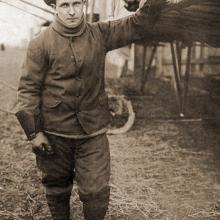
left=0, top=0, right=220, bottom=219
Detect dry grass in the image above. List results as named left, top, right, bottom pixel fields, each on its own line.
left=1, top=111, right=220, bottom=220
left=1, top=46, right=220, bottom=219
left=108, top=121, right=220, bottom=220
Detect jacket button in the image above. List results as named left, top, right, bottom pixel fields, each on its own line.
left=75, top=76, right=81, bottom=81
left=75, top=91, right=81, bottom=97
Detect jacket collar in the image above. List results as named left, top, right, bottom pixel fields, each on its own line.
left=52, top=15, right=86, bottom=38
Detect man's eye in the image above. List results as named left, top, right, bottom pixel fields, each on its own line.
left=74, top=2, right=81, bottom=6
left=61, top=3, right=69, bottom=8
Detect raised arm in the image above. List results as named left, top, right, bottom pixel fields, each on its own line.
left=16, top=36, right=48, bottom=140
left=97, top=0, right=168, bottom=52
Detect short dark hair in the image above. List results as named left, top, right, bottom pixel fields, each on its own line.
left=44, top=0, right=56, bottom=6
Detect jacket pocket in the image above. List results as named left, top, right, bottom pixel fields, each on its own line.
left=42, top=96, right=62, bottom=109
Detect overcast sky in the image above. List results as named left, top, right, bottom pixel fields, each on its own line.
left=0, top=0, right=129, bottom=46
left=0, top=0, right=53, bottom=46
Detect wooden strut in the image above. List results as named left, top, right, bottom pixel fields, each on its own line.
left=176, top=41, right=182, bottom=79
left=85, top=0, right=89, bottom=17
left=89, top=0, right=96, bottom=23
left=170, top=41, right=192, bottom=117
left=138, top=42, right=192, bottom=117
left=182, top=45, right=192, bottom=115
left=140, top=44, right=147, bottom=93
left=171, top=42, right=183, bottom=115
left=140, top=44, right=157, bottom=94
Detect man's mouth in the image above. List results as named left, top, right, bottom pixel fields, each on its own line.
left=67, top=18, right=78, bottom=21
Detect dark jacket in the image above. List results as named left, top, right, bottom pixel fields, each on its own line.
left=16, top=8, right=156, bottom=140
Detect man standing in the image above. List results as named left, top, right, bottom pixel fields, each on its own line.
left=16, top=0, right=167, bottom=219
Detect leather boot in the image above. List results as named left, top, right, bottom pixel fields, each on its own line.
left=82, top=187, right=110, bottom=220
left=83, top=198, right=109, bottom=220
left=46, top=193, right=70, bottom=220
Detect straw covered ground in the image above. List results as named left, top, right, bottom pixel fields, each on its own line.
left=1, top=104, right=220, bottom=220
left=1, top=47, right=220, bottom=219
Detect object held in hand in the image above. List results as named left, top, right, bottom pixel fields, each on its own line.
left=32, top=143, right=55, bottom=157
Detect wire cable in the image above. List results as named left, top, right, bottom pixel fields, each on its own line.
left=0, top=1, right=49, bottom=21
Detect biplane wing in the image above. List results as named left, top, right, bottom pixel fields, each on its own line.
left=125, top=0, right=220, bottom=47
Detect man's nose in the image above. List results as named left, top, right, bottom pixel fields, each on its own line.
left=69, top=6, right=75, bottom=16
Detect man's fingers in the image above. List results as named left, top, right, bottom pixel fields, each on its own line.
left=30, top=132, right=49, bottom=147
left=32, top=143, right=55, bottom=156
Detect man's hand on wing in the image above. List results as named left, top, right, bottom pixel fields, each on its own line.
left=124, top=0, right=140, bottom=12
left=124, top=0, right=171, bottom=12
left=139, top=0, right=147, bottom=8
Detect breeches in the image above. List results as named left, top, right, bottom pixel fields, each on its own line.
left=36, top=133, right=110, bottom=202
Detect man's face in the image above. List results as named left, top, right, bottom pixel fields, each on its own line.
left=53, top=0, right=85, bottom=27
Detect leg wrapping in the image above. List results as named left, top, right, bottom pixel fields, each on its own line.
left=81, top=187, right=110, bottom=220
left=46, top=193, right=71, bottom=220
